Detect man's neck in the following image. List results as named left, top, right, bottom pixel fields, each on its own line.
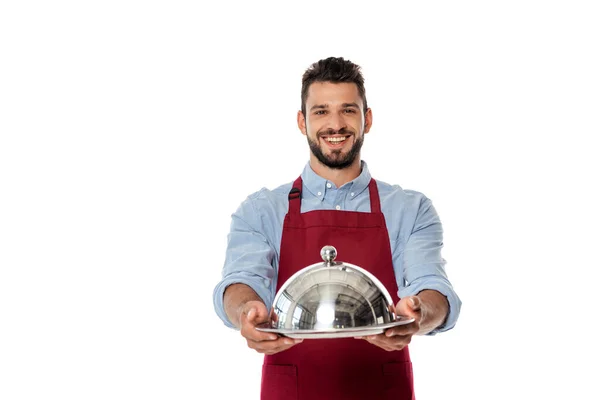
left=309, top=157, right=362, bottom=188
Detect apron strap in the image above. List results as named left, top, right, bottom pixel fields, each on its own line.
left=367, top=178, right=381, bottom=213
left=288, top=176, right=303, bottom=215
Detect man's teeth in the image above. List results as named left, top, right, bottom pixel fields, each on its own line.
left=325, top=137, right=347, bottom=143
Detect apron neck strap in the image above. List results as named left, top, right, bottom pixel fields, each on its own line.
left=288, top=176, right=303, bottom=214
left=367, top=178, right=381, bottom=213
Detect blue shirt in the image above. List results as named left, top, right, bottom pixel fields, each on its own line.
left=213, top=161, right=461, bottom=334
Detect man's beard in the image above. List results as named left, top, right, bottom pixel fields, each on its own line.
left=307, top=129, right=364, bottom=170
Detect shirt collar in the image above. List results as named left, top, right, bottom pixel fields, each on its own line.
left=300, top=160, right=372, bottom=200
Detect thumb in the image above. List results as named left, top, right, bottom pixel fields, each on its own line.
left=244, top=303, right=268, bottom=324
left=396, top=296, right=421, bottom=318
left=409, top=296, right=421, bottom=312
left=246, top=307, right=256, bottom=321
left=238, top=304, right=255, bottom=325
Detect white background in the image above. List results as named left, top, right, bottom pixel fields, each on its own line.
left=1, top=1, right=599, bottom=399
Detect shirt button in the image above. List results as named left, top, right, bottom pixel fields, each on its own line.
left=335, top=205, right=341, bottom=210
left=317, top=191, right=322, bottom=196
left=326, top=183, right=332, bottom=188
left=351, top=192, right=355, bottom=197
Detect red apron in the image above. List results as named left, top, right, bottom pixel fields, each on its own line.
left=261, top=176, right=415, bottom=400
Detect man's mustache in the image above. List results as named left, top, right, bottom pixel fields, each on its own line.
left=318, top=128, right=354, bottom=137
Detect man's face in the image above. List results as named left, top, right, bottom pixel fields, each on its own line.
left=298, top=82, right=372, bottom=169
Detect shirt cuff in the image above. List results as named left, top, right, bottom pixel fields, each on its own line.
left=397, top=277, right=462, bottom=336
left=212, top=273, right=274, bottom=329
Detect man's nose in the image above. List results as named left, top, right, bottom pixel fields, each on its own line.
left=327, top=112, right=347, bottom=132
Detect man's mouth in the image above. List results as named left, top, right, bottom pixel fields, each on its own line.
left=324, top=136, right=348, bottom=143
left=321, top=135, right=352, bottom=146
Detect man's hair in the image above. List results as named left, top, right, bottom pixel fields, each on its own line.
left=301, top=57, right=368, bottom=116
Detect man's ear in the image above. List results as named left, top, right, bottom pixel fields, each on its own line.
left=297, top=110, right=307, bottom=136
left=363, top=108, right=373, bottom=134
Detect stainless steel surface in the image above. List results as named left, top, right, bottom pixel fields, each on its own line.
left=264, top=245, right=407, bottom=333
left=257, top=318, right=414, bottom=339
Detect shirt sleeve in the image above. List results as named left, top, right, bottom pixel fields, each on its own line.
left=212, top=195, right=277, bottom=329
left=396, top=195, right=462, bottom=335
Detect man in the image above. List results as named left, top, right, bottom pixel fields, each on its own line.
left=212, top=57, right=461, bottom=399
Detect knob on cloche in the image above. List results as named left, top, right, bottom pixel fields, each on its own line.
left=320, top=245, right=337, bottom=264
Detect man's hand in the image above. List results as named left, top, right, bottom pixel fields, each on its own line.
left=357, top=296, right=422, bottom=352
left=239, top=300, right=303, bottom=355
left=357, top=290, right=449, bottom=351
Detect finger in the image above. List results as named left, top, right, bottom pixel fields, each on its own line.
left=395, top=298, right=411, bottom=316
left=250, top=336, right=303, bottom=354
left=241, top=322, right=278, bottom=341
left=367, top=333, right=408, bottom=344
left=249, top=334, right=302, bottom=347
left=246, top=306, right=269, bottom=324
left=384, top=323, right=419, bottom=337
left=363, top=337, right=393, bottom=352
left=248, top=330, right=279, bottom=342
left=409, top=296, right=421, bottom=311
left=364, top=333, right=411, bottom=351
left=240, top=315, right=278, bottom=341
left=363, top=334, right=386, bottom=342
left=396, top=297, right=423, bottom=322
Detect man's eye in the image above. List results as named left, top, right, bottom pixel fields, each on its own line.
left=344, top=109, right=356, bottom=114
left=314, top=110, right=326, bottom=115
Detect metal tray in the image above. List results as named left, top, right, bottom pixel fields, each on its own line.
left=255, top=317, right=415, bottom=339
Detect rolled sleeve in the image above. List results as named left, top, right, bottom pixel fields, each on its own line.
left=212, top=197, right=278, bottom=329
left=396, top=196, right=462, bottom=335
left=213, top=272, right=273, bottom=329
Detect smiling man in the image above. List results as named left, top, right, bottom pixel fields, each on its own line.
left=213, top=57, right=462, bottom=400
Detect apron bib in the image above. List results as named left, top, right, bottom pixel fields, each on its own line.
left=261, top=177, right=415, bottom=400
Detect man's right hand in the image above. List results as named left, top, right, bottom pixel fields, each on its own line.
left=239, top=300, right=303, bottom=355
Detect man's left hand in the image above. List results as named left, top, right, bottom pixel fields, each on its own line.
left=357, top=296, right=423, bottom=352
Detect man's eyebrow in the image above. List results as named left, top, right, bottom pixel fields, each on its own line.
left=309, top=104, right=329, bottom=111
left=309, top=103, right=360, bottom=111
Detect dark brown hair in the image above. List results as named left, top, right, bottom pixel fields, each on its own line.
left=301, top=57, right=367, bottom=116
